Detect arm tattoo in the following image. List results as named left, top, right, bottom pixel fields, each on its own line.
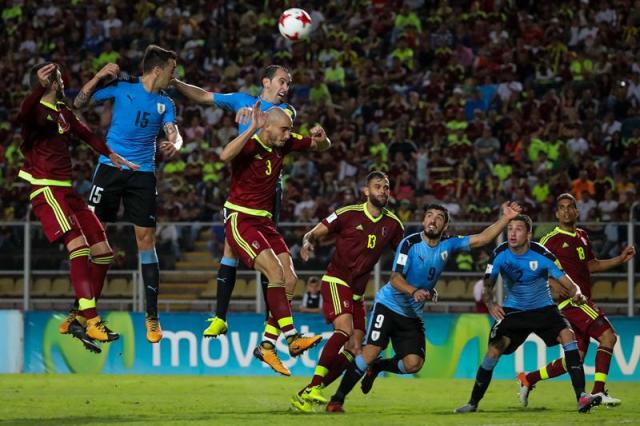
left=164, top=123, right=176, bottom=139
left=74, top=90, right=91, bottom=109
left=482, top=277, right=496, bottom=307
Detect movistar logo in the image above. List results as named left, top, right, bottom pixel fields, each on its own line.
left=43, top=312, right=135, bottom=373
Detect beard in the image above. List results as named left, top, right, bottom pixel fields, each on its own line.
left=425, top=228, right=442, bottom=239
left=369, top=195, right=388, bottom=209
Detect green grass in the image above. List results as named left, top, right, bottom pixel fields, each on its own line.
left=0, top=375, right=638, bottom=425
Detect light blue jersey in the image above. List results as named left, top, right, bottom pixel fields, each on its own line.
left=93, top=79, right=176, bottom=172
left=486, top=241, right=565, bottom=311
left=376, top=232, right=470, bottom=318
left=213, top=92, right=296, bottom=133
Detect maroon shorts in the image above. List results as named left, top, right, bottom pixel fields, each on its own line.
left=30, top=185, right=105, bottom=244
left=560, top=299, right=614, bottom=353
left=224, top=210, right=289, bottom=268
left=321, top=276, right=366, bottom=333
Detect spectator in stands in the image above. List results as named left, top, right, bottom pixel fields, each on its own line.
left=299, top=276, right=322, bottom=314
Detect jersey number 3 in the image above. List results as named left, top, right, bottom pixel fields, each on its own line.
left=265, top=160, right=272, bottom=176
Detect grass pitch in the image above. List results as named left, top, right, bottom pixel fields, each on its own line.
left=0, top=375, right=638, bottom=425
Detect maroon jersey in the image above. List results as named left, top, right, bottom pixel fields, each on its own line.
left=540, top=226, right=595, bottom=299
left=321, top=203, right=404, bottom=296
left=224, top=132, right=311, bottom=216
left=17, top=85, right=112, bottom=186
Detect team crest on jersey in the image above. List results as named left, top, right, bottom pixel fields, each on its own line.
left=440, top=251, right=448, bottom=261
left=157, top=103, right=166, bottom=114
left=381, top=226, right=387, bottom=236
left=343, top=300, right=351, bottom=309
left=251, top=240, right=260, bottom=250
left=529, top=261, right=538, bottom=271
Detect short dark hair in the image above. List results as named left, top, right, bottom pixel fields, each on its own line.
left=142, top=45, right=177, bottom=74
left=29, top=62, right=59, bottom=89
left=424, top=204, right=450, bottom=224
left=366, top=171, right=388, bottom=184
left=261, top=65, right=289, bottom=82
left=509, top=214, right=533, bottom=232
left=556, top=193, right=577, bottom=208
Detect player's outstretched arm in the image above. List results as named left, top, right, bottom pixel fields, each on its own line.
left=220, top=101, right=266, bottom=162
left=557, top=274, right=586, bottom=304
left=309, top=126, right=331, bottom=152
left=300, top=222, right=330, bottom=262
left=468, top=202, right=522, bottom=249
left=160, top=123, right=183, bottom=159
left=171, top=78, right=214, bottom=105
left=74, top=63, right=119, bottom=109
left=482, top=277, right=505, bottom=320
left=587, top=245, right=636, bottom=273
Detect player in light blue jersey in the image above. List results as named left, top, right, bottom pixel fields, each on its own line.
left=172, top=66, right=296, bottom=338
left=325, top=202, right=522, bottom=413
left=454, top=215, right=602, bottom=414
left=74, top=45, right=184, bottom=344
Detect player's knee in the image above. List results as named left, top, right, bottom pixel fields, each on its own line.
left=89, top=238, right=112, bottom=257
left=559, top=328, right=575, bottom=343
left=283, top=273, right=297, bottom=290
left=344, top=338, right=360, bottom=354
left=63, top=228, right=86, bottom=251
left=135, top=229, right=156, bottom=250
left=599, top=329, right=617, bottom=347
left=402, top=356, right=423, bottom=373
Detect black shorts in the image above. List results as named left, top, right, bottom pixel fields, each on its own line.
left=489, top=305, right=571, bottom=355
left=365, top=302, right=426, bottom=359
left=89, top=164, right=157, bottom=228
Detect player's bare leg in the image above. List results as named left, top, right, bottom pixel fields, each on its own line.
left=135, top=225, right=162, bottom=343
left=328, top=344, right=383, bottom=412
left=204, top=239, right=238, bottom=338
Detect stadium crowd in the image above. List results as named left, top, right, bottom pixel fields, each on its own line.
left=1, top=0, right=639, bottom=265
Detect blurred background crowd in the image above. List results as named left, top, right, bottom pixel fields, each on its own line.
left=1, top=0, right=639, bottom=270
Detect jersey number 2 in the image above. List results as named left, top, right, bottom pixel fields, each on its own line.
left=265, top=160, right=272, bottom=176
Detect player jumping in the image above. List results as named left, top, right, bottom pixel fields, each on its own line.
left=18, top=63, right=137, bottom=351
left=326, top=202, right=522, bottom=412
left=290, top=171, right=405, bottom=411
left=454, top=214, right=602, bottom=414
left=172, top=65, right=294, bottom=339
left=517, top=194, right=635, bottom=407
left=72, top=45, right=183, bottom=343
left=219, top=102, right=330, bottom=375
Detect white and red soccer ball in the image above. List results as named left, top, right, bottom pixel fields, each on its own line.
left=278, top=8, right=312, bottom=41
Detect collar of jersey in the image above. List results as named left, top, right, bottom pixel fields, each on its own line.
left=40, top=100, right=63, bottom=111
left=554, top=226, right=576, bottom=237
left=362, top=202, right=383, bottom=223
left=252, top=134, right=272, bottom=152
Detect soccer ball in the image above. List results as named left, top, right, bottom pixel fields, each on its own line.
left=278, top=8, right=312, bottom=41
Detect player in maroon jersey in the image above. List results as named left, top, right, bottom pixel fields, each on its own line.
left=18, top=63, right=137, bottom=351
left=518, top=193, right=635, bottom=406
left=220, top=102, right=331, bottom=375
left=289, top=170, right=404, bottom=410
